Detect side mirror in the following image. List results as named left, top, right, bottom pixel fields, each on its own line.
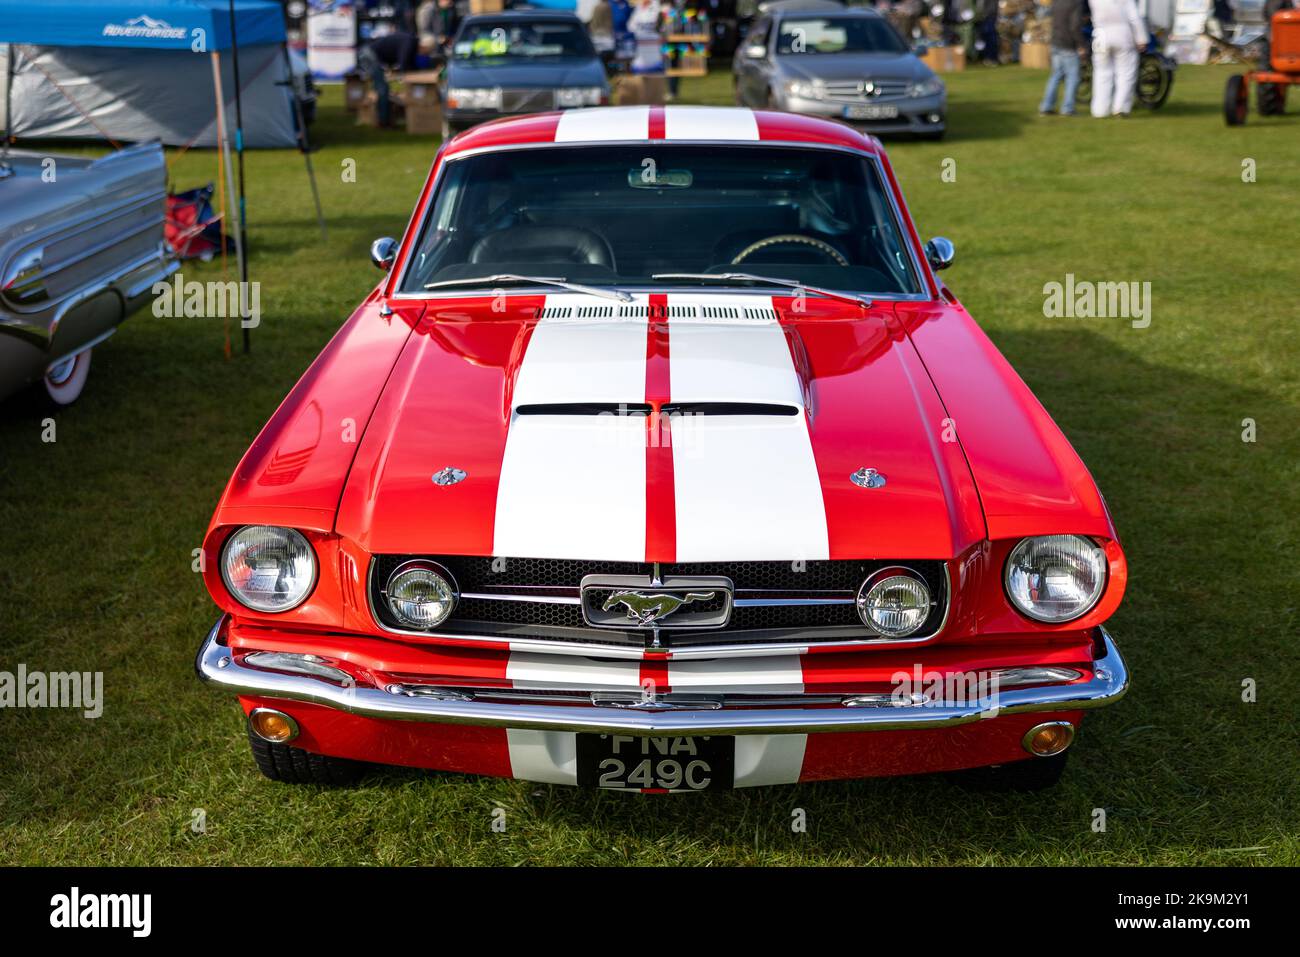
left=370, top=237, right=398, bottom=272
left=924, top=236, right=954, bottom=271
left=744, top=44, right=767, bottom=59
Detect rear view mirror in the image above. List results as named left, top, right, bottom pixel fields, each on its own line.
left=370, top=237, right=398, bottom=271
left=924, top=236, right=954, bottom=271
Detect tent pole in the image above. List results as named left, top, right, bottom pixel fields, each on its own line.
left=212, top=51, right=245, bottom=348
left=280, top=42, right=326, bottom=240
left=228, top=0, right=250, bottom=354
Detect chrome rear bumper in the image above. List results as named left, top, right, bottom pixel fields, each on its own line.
left=195, top=617, right=1128, bottom=736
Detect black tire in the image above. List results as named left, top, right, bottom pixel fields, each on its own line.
left=1224, top=74, right=1248, bottom=125
left=950, top=752, right=1070, bottom=793
left=248, top=727, right=366, bottom=785
left=1075, top=58, right=1092, bottom=108
left=1257, top=82, right=1287, bottom=116
left=1136, top=54, right=1173, bottom=109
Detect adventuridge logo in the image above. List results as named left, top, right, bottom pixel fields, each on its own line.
left=102, top=15, right=187, bottom=40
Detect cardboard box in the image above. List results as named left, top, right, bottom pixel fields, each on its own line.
left=356, top=92, right=405, bottom=128
left=344, top=72, right=367, bottom=112
left=401, top=70, right=442, bottom=105
left=469, top=0, right=504, bottom=13
left=616, top=73, right=667, bottom=106
left=1020, top=41, right=1051, bottom=69
left=404, top=102, right=444, bottom=135
left=921, top=45, right=966, bottom=73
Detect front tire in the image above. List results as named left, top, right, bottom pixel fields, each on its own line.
left=1257, top=82, right=1287, bottom=116
left=43, top=349, right=92, bottom=407
left=1225, top=74, right=1248, bottom=125
left=248, top=727, right=366, bottom=785
left=950, top=752, right=1070, bottom=792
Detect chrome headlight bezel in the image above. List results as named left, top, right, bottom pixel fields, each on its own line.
left=855, top=566, right=933, bottom=638
left=784, top=79, right=825, bottom=100
left=220, top=525, right=318, bottom=613
left=445, top=86, right=503, bottom=111
left=555, top=85, right=605, bottom=108
left=908, top=77, right=945, bottom=98
left=382, top=560, right=459, bottom=630
left=1004, top=534, right=1108, bottom=624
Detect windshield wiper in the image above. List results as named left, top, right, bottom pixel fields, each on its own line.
left=651, top=272, right=872, bottom=308
left=424, top=274, right=633, bottom=302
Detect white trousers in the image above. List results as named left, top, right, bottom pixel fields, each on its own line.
left=1091, top=37, right=1138, bottom=117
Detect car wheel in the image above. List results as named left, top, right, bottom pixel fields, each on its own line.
left=949, top=752, right=1070, bottom=792
left=43, top=349, right=92, bottom=407
left=1224, top=75, right=1248, bottom=125
left=248, top=727, right=366, bottom=785
left=1257, top=82, right=1286, bottom=116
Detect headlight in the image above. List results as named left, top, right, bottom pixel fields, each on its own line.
left=1005, top=535, right=1107, bottom=623
left=555, top=86, right=604, bottom=108
left=908, top=77, right=945, bottom=98
left=785, top=79, right=824, bottom=100
left=384, top=561, right=457, bottom=629
left=221, top=526, right=317, bottom=613
left=445, top=86, right=503, bottom=110
left=856, top=569, right=932, bottom=638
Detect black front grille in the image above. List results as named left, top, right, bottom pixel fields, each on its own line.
left=369, top=557, right=947, bottom=649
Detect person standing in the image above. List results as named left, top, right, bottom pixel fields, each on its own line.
left=357, top=30, right=419, bottom=127
left=1089, top=0, right=1147, bottom=117
left=1039, top=0, right=1085, bottom=115
left=976, top=0, right=1000, bottom=64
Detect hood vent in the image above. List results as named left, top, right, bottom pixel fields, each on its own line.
left=516, top=402, right=651, bottom=416
left=533, top=303, right=780, bottom=323
left=514, top=402, right=798, bottom=417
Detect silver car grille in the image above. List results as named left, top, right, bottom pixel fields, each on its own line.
left=821, top=79, right=910, bottom=102
left=501, top=89, right=555, bottom=113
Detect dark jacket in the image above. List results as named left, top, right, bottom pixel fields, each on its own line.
left=1050, top=0, right=1085, bottom=49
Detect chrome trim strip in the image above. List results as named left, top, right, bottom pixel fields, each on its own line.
left=459, top=591, right=582, bottom=605
left=196, top=617, right=1129, bottom=735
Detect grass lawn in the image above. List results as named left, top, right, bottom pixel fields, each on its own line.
left=1, top=63, right=1296, bottom=866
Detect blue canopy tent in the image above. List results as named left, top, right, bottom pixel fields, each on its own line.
left=0, top=0, right=325, bottom=352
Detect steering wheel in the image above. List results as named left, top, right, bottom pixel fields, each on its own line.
left=731, top=234, right=848, bottom=267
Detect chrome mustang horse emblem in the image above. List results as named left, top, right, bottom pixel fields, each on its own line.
left=602, top=590, right=716, bottom=625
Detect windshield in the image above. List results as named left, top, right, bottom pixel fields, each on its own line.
left=400, top=145, right=921, bottom=296
left=452, top=20, right=595, bottom=59
left=776, top=17, right=909, bottom=55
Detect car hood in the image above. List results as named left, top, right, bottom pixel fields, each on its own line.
left=445, top=56, right=606, bottom=88
left=332, top=294, right=988, bottom=562
left=778, top=52, right=932, bottom=83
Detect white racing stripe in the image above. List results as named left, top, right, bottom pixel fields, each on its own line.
left=493, top=295, right=649, bottom=561
left=507, top=654, right=642, bottom=690
left=664, top=106, right=759, bottom=141
left=667, top=296, right=829, bottom=562
left=554, top=106, right=649, bottom=142
left=667, top=655, right=804, bottom=694
left=506, top=730, right=578, bottom=785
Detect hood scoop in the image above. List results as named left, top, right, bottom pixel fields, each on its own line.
left=514, top=401, right=799, bottom=417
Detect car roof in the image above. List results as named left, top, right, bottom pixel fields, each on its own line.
left=443, top=106, right=881, bottom=156
left=459, top=9, right=584, bottom=23
left=763, top=0, right=882, bottom=16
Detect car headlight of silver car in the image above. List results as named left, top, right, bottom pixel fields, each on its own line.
left=856, top=568, right=932, bottom=638
left=555, top=86, right=604, bottom=108
left=383, top=561, right=458, bottom=629
left=1005, top=535, right=1107, bottom=623
left=908, top=77, right=945, bottom=98
left=784, top=79, right=825, bottom=100
left=445, top=86, right=503, bottom=110
left=221, top=525, right=317, bottom=612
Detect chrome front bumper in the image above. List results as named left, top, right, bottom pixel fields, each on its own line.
left=195, top=618, right=1128, bottom=736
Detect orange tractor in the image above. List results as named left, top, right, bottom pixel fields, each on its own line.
left=1225, top=9, right=1300, bottom=124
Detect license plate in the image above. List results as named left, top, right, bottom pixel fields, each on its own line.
left=844, top=104, right=899, bottom=120
left=576, top=734, right=734, bottom=791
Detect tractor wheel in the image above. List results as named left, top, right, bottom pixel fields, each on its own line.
left=1136, top=54, right=1174, bottom=109
left=1257, top=82, right=1287, bottom=116
left=1224, top=75, right=1248, bottom=125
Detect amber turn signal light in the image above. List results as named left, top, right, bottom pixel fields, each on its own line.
left=249, top=708, right=299, bottom=744
left=1022, top=721, right=1074, bottom=757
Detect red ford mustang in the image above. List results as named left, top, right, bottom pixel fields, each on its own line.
left=197, top=107, right=1128, bottom=791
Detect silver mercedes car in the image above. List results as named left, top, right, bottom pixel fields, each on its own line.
left=733, top=1, right=946, bottom=139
